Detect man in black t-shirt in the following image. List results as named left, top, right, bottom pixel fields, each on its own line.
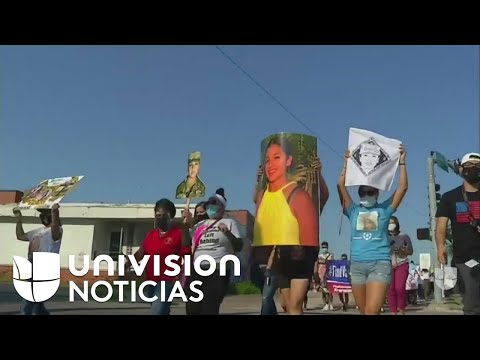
left=436, top=152, right=480, bottom=315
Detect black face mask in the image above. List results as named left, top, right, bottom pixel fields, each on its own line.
left=155, top=217, right=170, bottom=231
left=463, top=168, right=480, bottom=184
left=40, top=214, right=52, bottom=226
left=195, top=213, right=209, bottom=223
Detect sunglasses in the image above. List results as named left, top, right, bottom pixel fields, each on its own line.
left=359, top=190, right=377, bottom=197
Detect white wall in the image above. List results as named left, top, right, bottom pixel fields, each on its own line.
left=59, top=224, right=95, bottom=268
left=0, top=218, right=95, bottom=269
left=0, top=220, right=42, bottom=266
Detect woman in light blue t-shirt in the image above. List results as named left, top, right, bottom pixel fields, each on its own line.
left=337, top=145, right=408, bottom=315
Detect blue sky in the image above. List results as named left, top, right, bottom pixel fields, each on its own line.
left=1, top=45, right=478, bottom=262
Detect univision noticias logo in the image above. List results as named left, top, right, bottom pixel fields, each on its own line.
left=11, top=253, right=240, bottom=303
left=13, top=253, right=61, bottom=302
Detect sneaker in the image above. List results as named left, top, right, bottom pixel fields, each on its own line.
left=322, top=304, right=330, bottom=311
left=329, top=304, right=334, bottom=311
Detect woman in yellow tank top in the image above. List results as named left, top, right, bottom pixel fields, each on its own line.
left=252, top=135, right=327, bottom=315
left=253, top=137, right=318, bottom=247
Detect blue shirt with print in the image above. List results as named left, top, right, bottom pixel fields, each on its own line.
left=344, top=197, right=396, bottom=262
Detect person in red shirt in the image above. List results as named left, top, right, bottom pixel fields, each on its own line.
left=125, top=198, right=191, bottom=315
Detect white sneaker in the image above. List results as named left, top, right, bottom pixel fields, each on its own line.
left=329, top=304, right=334, bottom=311
left=322, top=304, right=330, bottom=311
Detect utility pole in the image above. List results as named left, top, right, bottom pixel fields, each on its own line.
left=427, top=154, right=443, bottom=304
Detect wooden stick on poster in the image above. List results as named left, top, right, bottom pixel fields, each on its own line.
left=183, top=189, right=193, bottom=227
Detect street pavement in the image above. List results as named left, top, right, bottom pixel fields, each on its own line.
left=0, top=284, right=462, bottom=315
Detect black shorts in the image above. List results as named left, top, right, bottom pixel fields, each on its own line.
left=277, top=246, right=319, bottom=289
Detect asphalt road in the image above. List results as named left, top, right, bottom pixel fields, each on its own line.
left=0, top=283, right=462, bottom=315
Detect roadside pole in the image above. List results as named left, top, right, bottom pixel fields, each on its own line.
left=427, top=155, right=443, bottom=304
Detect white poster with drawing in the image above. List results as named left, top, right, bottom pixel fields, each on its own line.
left=345, top=128, right=402, bottom=191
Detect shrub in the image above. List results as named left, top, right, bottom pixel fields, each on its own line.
left=227, top=281, right=261, bottom=295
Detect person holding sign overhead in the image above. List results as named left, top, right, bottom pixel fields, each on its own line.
left=13, top=203, right=63, bottom=315
left=337, top=144, right=408, bottom=315
left=253, top=133, right=328, bottom=315
left=253, top=155, right=329, bottom=315
left=176, top=151, right=207, bottom=288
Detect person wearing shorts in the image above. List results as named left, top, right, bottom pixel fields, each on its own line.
left=337, top=146, right=408, bottom=315
left=252, top=136, right=328, bottom=315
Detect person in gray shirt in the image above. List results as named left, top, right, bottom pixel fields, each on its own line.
left=387, top=216, right=413, bottom=315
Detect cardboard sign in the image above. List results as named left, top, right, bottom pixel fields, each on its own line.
left=253, top=132, right=319, bottom=247
left=175, top=151, right=206, bottom=199
left=18, top=175, right=84, bottom=209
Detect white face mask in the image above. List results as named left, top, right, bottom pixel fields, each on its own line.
left=388, top=224, right=397, bottom=232
left=359, top=195, right=377, bottom=208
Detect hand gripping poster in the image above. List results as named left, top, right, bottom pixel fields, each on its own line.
left=18, top=175, right=84, bottom=209
left=175, top=151, right=206, bottom=200
left=345, top=128, right=402, bottom=191
left=252, top=133, right=319, bottom=249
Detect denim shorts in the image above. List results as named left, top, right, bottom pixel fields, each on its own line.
left=150, top=281, right=175, bottom=315
left=350, top=260, right=392, bottom=285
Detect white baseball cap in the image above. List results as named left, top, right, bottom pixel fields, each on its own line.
left=461, top=152, right=480, bottom=165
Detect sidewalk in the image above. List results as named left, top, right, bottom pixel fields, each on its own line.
left=0, top=288, right=462, bottom=315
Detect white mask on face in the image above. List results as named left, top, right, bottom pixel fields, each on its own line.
left=388, top=224, right=397, bottom=232
left=359, top=195, right=377, bottom=208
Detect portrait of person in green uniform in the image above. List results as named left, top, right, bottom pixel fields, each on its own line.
left=175, top=151, right=206, bottom=199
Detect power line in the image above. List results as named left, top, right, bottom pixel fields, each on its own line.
left=214, top=45, right=428, bottom=219
left=215, top=45, right=342, bottom=157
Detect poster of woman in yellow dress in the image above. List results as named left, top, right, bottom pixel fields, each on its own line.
left=253, top=133, right=319, bottom=248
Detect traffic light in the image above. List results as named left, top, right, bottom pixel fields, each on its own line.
left=420, top=183, right=442, bottom=241
left=428, top=183, right=442, bottom=217
left=417, top=228, right=430, bottom=241
left=435, top=183, right=441, bottom=206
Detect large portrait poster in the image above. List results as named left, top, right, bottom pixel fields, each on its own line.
left=252, top=132, right=319, bottom=247
left=345, top=128, right=402, bottom=191
left=175, top=151, right=206, bottom=200
left=18, top=175, right=84, bottom=209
